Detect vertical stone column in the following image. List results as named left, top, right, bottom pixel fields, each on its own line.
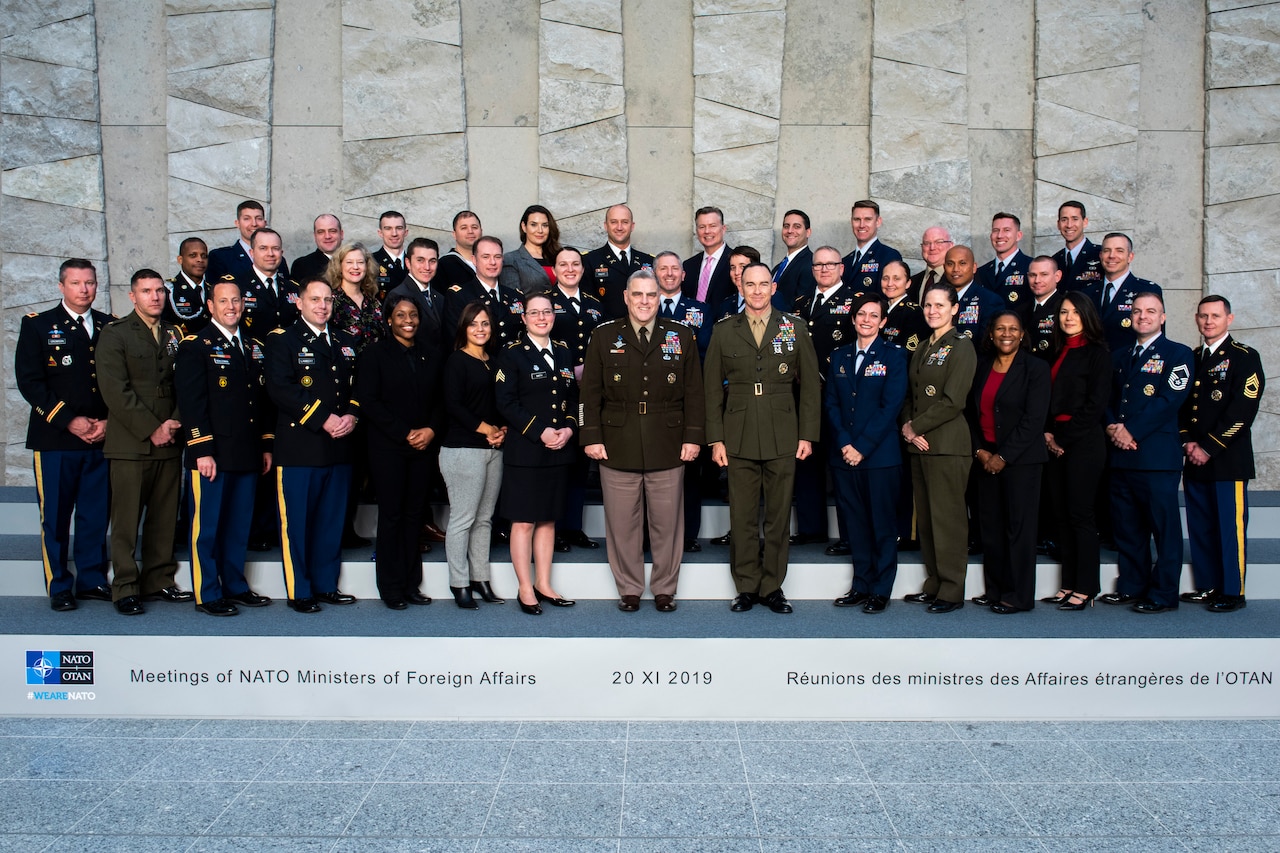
left=166, top=2, right=277, bottom=260
left=1205, top=1, right=1280, bottom=484
left=538, top=2, right=627, bottom=248
left=1, top=6, right=109, bottom=484
left=691, top=2, right=786, bottom=253
left=341, top=0, right=467, bottom=247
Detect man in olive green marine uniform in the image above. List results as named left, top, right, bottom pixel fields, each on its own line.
left=704, top=263, right=820, bottom=613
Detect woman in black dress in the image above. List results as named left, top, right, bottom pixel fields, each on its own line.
left=965, top=310, right=1050, bottom=613
left=493, top=293, right=579, bottom=615
left=1043, top=293, right=1111, bottom=610
left=355, top=294, right=443, bottom=609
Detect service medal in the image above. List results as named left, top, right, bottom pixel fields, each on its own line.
left=1143, top=384, right=1154, bottom=396
left=779, top=363, right=788, bottom=375
left=1211, top=389, right=1223, bottom=401
left=832, top=329, right=843, bottom=341
left=613, top=373, right=621, bottom=382
left=61, top=355, right=72, bottom=366
left=218, top=376, right=228, bottom=388
left=1037, top=339, right=1048, bottom=351
left=925, top=384, right=936, bottom=397
left=1009, top=291, right=1018, bottom=301
left=1122, top=318, right=1131, bottom=327
left=667, top=372, right=676, bottom=384
left=301, top=375, right=313, bottom=387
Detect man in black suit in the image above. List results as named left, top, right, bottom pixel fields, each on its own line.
left=772, top=209, right=815, bottom=310
left=909, top=226, right=953, bottom=302
left=436, top=210, right=483, bottom=293
left=1179, top=295, right=1265, bottom=612
left=371, top=210, right=409, bottom=300
left=164, top=237, right=211, bottom=336
left=290, top=213, right=343, bottom=286
left=1026, top=255, right=1065, bottom=359
left=583, top=204, right=655, bottom=320
left=682, top=206, right=735, bottom=310
left=1052, top=200, right=1103, bottom=292
left=975, top=212, right=1032, bottom=307
left=206, top=200, right=289, bottom=283
left=842, top=200, right=903, bottom=294
left=15, top=259, right=114, bottom=611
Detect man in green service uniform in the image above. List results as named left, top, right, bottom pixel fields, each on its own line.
left=704, top=263, right=820, bottom=613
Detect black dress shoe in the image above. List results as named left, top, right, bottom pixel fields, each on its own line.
left=228, top=590, right=272, bottom=607
left=862, top=595, right=888, bottom=614
left=50, top=591, right=77, bottom=612
left=824, top=541, right=851, bottom=556
left=534, top=589, right=575, bottom=607
left=384, top=599, right=409, bottom=610
left=1180, top=588, right=1217, bottom=603
left=341, top=533, right=371, bottom=549
left=142, top=585, right=194, bottom=603
left=990, top=602, right=1024, bottom=614
left=1098, top=592, right=1136, bottom=606
left=1041, top=590, right=1071, bottom=604
left=115, top=596, right=144, bottom=616
left=1207, top=596, right=1246, bottom=612
left=789, top=533, right=824, bottom=546
left=926, top=599, right=963, bottom=613
left=518, top=597, right=543, bottom=615
left=566, top=530, right=598, bottom=549
left=654, top=594, right=677, bottom=612
left=897, top=538, right=920, bottom=552
left=618, top=595, right=640, bottom=612
left=684, top=539, right=702, bottom=553
left=469, top=581, right=504, bottom=603
left=1058, top=593, right=1094, bottom=611
left=710, top=531, right=731, bottom=546
left=316, top=590, right=356, bottom=605
left=762, top=590, right=793, bottom=614
left=196, top=599, right=239, bottom=617
left=730, top=593, right=754, bottom=612
left=967, top=542, right=983, bottom=556
left=553, top=536, right=572, bottom=553
left=451, top=586, right=479, bottom=609
left=491, top=528, right=510, bottom=545
left=406, top=591, right=432, bottom=605
left=288, top=597, right=322, bottom=613
left=834, top=590, right=870, bottom=608
left=1131, top=600, right=1176, bottom=614
left=971, top=595, right=993, bottom=607
left=247, top=537, right=273, bottom=552
left=903, top=592, right=935, bottom=604
left=74, top=585, right=112, bottom=602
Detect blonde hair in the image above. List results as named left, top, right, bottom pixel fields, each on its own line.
left=327, top=242, right=377, bottom=299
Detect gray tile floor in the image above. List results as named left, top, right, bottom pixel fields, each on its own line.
left=1, top=718, right=1278, bottom=851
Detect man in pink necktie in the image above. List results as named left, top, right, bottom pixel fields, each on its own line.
left=682, top=206, right=732, bottom=309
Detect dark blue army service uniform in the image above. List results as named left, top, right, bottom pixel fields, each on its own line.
left=232, top=270, right=302, bottom=337
left=976, top=249, right=1031, bottom=307
left=1180, top=336, right=1265, bottom=602
left=1107, top=334, right=1194, bottom=608
left=442, top=278, right=526, bottom=347
left=371, top=247, right=405, bottom=300
left=175, top=327, right=272, bottom=606
left=825, top=338, right=908, bottom=600
left=15, top=304, right=113, bottom=598
left=164, top=273, right=210, bottom=335
left=585, top=245, right=654, bottom=320
left=547, top=288, right=605, bottom=367
left=265, top=322, right=360, bottom=604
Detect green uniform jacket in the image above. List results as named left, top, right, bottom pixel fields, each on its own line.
left=704, top=309, right=821, bottom=460
left=902, top=327, right=976, bottom=457
left=579, top=317, right=705, bottom=471
left=97, top=311, right=183, bottom=461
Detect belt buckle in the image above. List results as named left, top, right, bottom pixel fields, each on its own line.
left=754, top=382, right=763, bottom=396
left=638, top=402, right=647, bottom=415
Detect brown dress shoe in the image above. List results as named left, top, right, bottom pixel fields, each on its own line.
left=617, top=595, right=640, bottom=612
left=654, top=594, right=676, bottom=612
left=422, top=522, right=446, bottom=543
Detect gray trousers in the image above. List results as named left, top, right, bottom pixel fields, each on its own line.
left=439, top=446, right=503, bottom=587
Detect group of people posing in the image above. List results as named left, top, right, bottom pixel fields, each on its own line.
left=17, top=197, right=1263, bottom=618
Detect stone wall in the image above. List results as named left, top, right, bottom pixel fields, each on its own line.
left=0, top=1, right=1265, bottom=484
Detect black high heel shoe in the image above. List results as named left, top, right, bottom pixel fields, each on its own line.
left=534, top=589, right=575, bottom=607
left=450, top=586, right=479, bottom=610
left=1058, top=592, right=1094, bottom=611
left=518, top=595, right=543, bottom=616
left=469, top=581, right=504, bottom=603
left=1041, top=589, right=1071, bottom=604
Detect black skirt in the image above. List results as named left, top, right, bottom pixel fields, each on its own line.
left=499, top=463, right=570, bottom=523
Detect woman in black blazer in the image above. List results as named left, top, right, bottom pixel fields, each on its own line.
left=966, top=310, right=1050, bottom=613
left=494, top=293, right=579, bottom=615
left=356, top=294, right=445, bottom=609
left=1043, top=293, right=1111, bottom=610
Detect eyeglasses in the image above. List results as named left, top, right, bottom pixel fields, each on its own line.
left=921, top=240, right=954, bottom=249
left=812, top=262, right=842, bottom=270
left=525, top=309, right=554, bottom=317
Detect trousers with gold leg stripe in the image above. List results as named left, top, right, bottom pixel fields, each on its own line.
left=276, top=464, right=350, bottom=601
left=187, top=469, right=258, bottom=605
left=32, top=449, right=109, bottom=596
left=1185, top=478, right=1249, bottom=598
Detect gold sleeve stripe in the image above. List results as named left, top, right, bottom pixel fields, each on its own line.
left=187, top=435, right=214, bottom=446
left=46, top=401, right=65, bottom=423
left=299, top=400, right=322, bottom=424
left=522, top=415, right=537, bottom=435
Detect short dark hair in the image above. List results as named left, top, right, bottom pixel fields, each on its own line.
left=853, top=291, right=888, bottom=317
left=178, top=237, right=207, bottom=254
left=250, top=227, right=281, bottom=247
left=236, top=200, right=265, bottom=216
left=407, top=237, right=440, bottom=258
left=694, top=206, right=724, bottom=224
left=882, top=258, right=912, bottom=280
left=207, top=279, right=244, bottom=302
left=383, top=292, right=420, bottom=319
left=922, top=281, right=959, bottom=306
left=555, top=245, right=584, bottom=264
left=454, top=300, right=492, bottom=351
left=980, top=309, right=1026, bottom=354
left=130, top=268, right=165, bottom=289
left=379, top=210, right=406, bottom=225
left=783, top=209, right=811, bottom=229
left=474, top=235, right=503, bottom=253
left=1132, top=291, right=1164, bottom=310
left=58, top=258, right=96, bottom=283
left=1198, top=294, right=1232, bottom=313
left=452, top=210, right=481, bottom=229
left=1058, top=200, right=1087, bottom=219
left=852, top=200, right=880, bottom=216
left=992, top=212, right=1021, bottom=230
left=729, top=245, right=761, bottom=264
left=1103, top=232, right=1133, bottom=252
left=741, top=262, right=772, bottom=280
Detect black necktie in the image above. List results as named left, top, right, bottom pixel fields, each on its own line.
left=814, top=293, right=825, bottom=314
left=264, top=276, right=274, bottom=294
left=569, top=297, right=580, bottom=314
left=621, top=250, right=629, bottom=267
left=995, top=261, right=1004, bottom=278
left=75, top=314, right=88, bottom=337
left=541, top=347, right=554, bottom=369
left=1104, top=281, right=1115, bottom=306
left=639, top=327, right=650, bottom=349
left=852, top=250, right=861, bottom=267
left=319, top=331, right=330, bottom=349
left=662, top=298, right=674, bottom=318
left=1130, top=343, right=1143, bottom=370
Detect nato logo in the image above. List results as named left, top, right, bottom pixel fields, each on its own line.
left=26, top=651, right=94, bottom=685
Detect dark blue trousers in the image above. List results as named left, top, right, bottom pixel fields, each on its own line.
left=33, top=449, right=110, bottom=596
left=1185, top=478, right=1248, bottom=597
left=188, top=469, right=257, bottom=604
left=832, top=464, right=900, bottom=597
left=277, top=464, right=350, bottom=601
left=1111, top=469, right=1183, bottom=606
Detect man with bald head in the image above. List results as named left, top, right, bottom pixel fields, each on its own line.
left=909, top=227, right=953, bottom=302
left=291, top=214, right=344, bottom=286
left=944, top=246, right=1003, bottom=341
left=584, top=204, right=655, bottom=320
